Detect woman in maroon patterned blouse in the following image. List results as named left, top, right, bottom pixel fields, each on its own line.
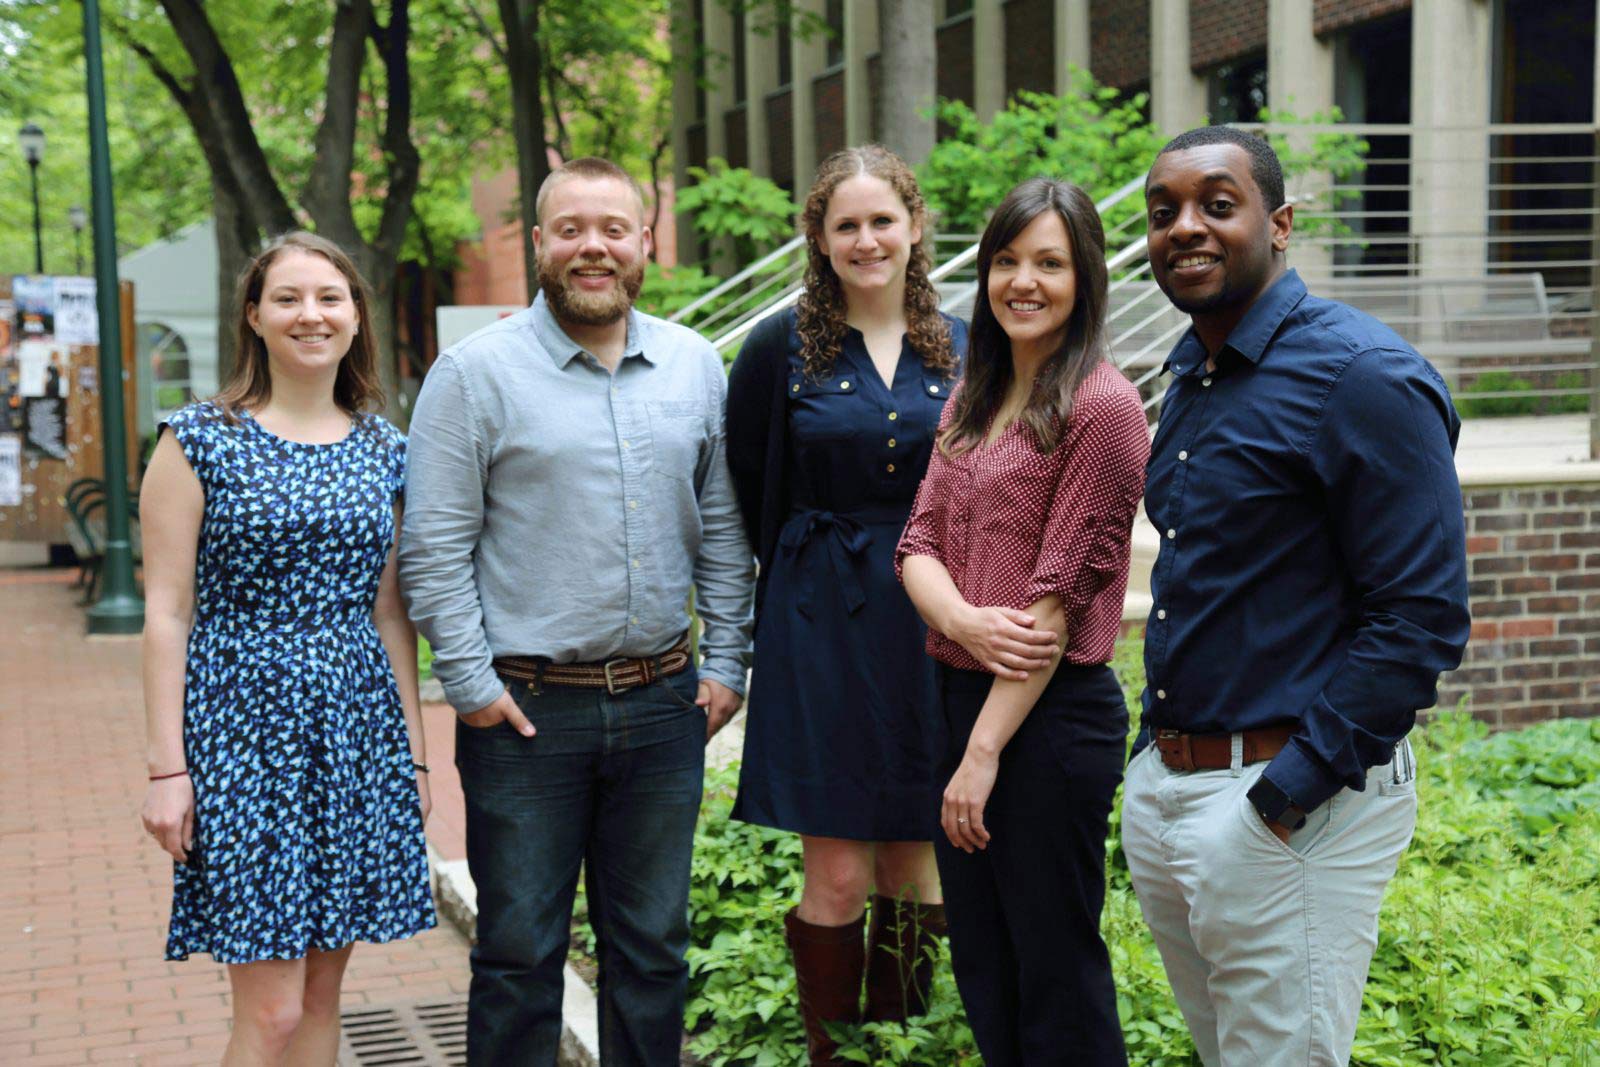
left=896, top=178, right=1150, bottom=1065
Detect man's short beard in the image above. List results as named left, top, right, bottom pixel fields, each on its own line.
left=538, top=255, right=645, bottom=327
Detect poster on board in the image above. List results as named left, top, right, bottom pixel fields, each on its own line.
left=23, top=395, right=67, bottom=459
left=16, top=339, right=67, bottom=398
left=54, top=277, right=97, bottom=346
left=11, top=276, right=54, bottom=338
left=0, top=299, right=13, bottom=358
left=0, top=434, right=20, bottom=506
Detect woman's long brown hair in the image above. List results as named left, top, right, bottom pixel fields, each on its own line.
left=796, top=145, right=956, bottom=380
left=213, top=231, right=384, bottom=421
left=939, top=179, right=1109, bottom=457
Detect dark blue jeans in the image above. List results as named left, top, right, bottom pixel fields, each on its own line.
left=455, top=668, right=706, bottom=1067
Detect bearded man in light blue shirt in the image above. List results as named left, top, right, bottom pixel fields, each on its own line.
left=399, top=156, right=755, bottom=1067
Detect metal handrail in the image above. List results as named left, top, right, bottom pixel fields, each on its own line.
left=668, top=235, right=806, bottom=324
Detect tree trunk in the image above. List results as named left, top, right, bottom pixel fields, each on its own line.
left=498, top=0, right=551, bottom=303
left=877, top=0, right=937, bottom=166
left=211, top=174, right=255, bottom=386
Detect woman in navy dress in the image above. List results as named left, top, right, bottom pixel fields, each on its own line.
left=139, top=232, right=434, bottom=1065
left=725, top=145, right=973, bottom=1065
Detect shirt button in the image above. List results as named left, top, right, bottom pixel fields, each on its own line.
left=629, top=615, right=639, bottom=625
left=887, top=463, right=896, bottom=473
left=840, top=380, right=852, bottom=390
left=628, top=500, right=638, bottom=510
left=1201, top=377, right=1213, bottom=388
left=929, top=385, right=940, bottom=395
left=887, top=438, right=897, bottom=448
left=1156, top=689, right=1167, bottom=700
left=792, top=383, right=800, bottom=393
left=888, top=412, right=898, bottom=421
left=1157, top=609, right=1167, bottom=620
left=1178, top=450, right=1189, bottom=461
left=1166, top=528, right=1176, bottom=539
left=631, top=558, right=640, bottom=569
left=621, top=439, right=630, bottom=449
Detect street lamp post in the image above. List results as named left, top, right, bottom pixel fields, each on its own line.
left=18, top=122, right=45, bottom=274
left=69, top=204, right=88, bottom=276
left=82, top=0, right=143, bottom=634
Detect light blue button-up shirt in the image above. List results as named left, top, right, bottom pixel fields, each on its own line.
left=398, top=293, right=755, bottom=715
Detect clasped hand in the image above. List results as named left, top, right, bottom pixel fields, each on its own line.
left=950, top=604, right=1057, bottom=680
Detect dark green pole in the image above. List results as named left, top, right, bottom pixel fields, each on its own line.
left=83, top=0, right=143, bottom=635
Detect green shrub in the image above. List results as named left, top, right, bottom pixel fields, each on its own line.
left=1456, top=370, right=1590, bottom=418
left=638, top=261, right=725, bottom=321
left=676, top=158, right=798, bottom=265
left=672, top=640, right=1599, bottom=1064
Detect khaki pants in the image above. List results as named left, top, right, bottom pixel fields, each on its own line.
left=1121, top=740, right=1417, bottom=1066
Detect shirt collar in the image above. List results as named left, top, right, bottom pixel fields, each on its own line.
left=530, top=291, right=651, bottom=369
left=1163, top=269, right=1308, bottom=377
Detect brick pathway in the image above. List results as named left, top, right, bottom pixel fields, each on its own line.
left=1, top=570, right=473, bottom=1065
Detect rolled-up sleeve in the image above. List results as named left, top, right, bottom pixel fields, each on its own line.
left=1262, top=350, right=1471, bottom=811
left=692, top=354, right=756, bottom=694
left=397, top=355, right=503, bottom=715
left=1022, top=387, right=1151, bottom=611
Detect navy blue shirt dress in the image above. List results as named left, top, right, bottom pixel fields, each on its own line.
left=725, top=309, right=966, bottom=841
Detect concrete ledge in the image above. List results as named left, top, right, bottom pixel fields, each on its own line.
left=1458, top=461, right=1600, bottom=487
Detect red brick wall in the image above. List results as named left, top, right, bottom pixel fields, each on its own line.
left=1438, top=481, right=1600, bottom=725
left=1090, top=0, right=1149, bottom=90
left=814, top=68, right=846, bottom=164
left=1005, top=0, right=1056, bottom=97
left=1190, top=0, right=1267, bottom=71
left=1314, top=0, right=1411, bottom=37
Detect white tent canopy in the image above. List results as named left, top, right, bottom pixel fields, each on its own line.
left=118, top=218, right=220, bottom=436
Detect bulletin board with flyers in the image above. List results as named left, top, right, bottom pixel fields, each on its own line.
left=0, top=276, right=138, bottom=545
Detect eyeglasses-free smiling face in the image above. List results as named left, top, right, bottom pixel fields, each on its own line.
left=817, top=174, right=923, bottom=298
left=986, top=209, right=1077, bottom=359
left=534, top=175, right=652, bottom=327
left=1145, top=143, right=1292, bottom=344
left=245, top=249, right=359, bottom=379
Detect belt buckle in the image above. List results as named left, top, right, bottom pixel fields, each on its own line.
left=1155, top=729, right=1193, bottom=771
left=602, top=658, right=634, bottom=696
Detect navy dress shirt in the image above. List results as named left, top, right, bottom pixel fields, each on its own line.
left=1139, top=270, right=1471, bottom=812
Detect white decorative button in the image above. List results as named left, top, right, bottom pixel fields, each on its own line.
left=1202, top=377, right=1213, bottom=388
left=792, top=383, right=800, bottom=393
left=1157, top=609, right=1167, bottom=620
left=1156, top=689, right=1167, bottom=700
left=1166, top=528, right=1176, bottom=539
left=629, top=615, right=639, bottom=625
left=929, top=385, right=940, bottom=394
left=840, top=380, right=852, bottom=390
left=1178, top=450, right=1189, bottom=461
left=621, top=440, right=630, bottom=449
left=888, top=412, right=898, bottom=421
left=631, top=558, right=640, bottom=569
left=628, top=500, right=638, bottom=510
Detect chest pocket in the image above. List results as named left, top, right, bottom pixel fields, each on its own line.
left=647, top=401, right=705, bottom=484
left=788, top=370, right=865, bottom=443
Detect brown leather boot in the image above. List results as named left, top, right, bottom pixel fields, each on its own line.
left=863, top=894, right=948, bottom=1023
left=784, top=908, right=865, bottom=1065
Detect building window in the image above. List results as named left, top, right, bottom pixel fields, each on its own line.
left=945, top=0, right=974, bottom=15
left=1207, top=56, right=1267, bottom=123
left=778, top=12, right=792, bottom=87
left=825, top=0, right=844, bottom=67
left=733, top=6, right=747, bottom=104
left=141, top=322, right=192, bottom=422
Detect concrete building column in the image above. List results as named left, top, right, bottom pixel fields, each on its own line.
left=745, top=14, right=781, bottom=177
left=703, top=0, right=735, bottom=162
left=1150, top=0, right=1207, bottom=136
left=845, top=2, right=879, bottom=144
left=975, top=0, right=1006, bottom=120
left=670, top=0, right=698, bottom=264
left=791, top=0, right=829, bottom=188
left=1055, top=0, right=1091, bottom=95
left=1411, top=0, right=1492, bottom=280
left=1268, top=0, right=1336, bottom=275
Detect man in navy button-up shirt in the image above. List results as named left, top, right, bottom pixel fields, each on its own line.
left=1120, top=126, right=1470, bottom=1066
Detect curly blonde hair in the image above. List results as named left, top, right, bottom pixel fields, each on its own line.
left=796, top=145, right=956, bottom=381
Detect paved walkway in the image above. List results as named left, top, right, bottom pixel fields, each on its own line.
left=0, top=570, right=473, bottom=1065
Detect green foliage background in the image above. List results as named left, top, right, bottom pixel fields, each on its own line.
left=670, top=640, right=1600, bottom=1066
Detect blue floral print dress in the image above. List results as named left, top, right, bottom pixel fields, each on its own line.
left=160, top=401, right=434, bottom=964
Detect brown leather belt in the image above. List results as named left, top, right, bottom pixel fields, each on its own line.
left=1154, top=725, right=1295, bottom=772
left=494, top=634, right=693, bottom=696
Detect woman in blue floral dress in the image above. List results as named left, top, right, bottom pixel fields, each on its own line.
left=139, top=232, right=434, bottom=1064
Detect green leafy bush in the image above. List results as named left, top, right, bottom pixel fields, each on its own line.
left=1456, top=370, right=1590, bottom=418
left=676, top=158, right=798, bottom=264
left=675, top=640, right=1600, bottom=1065
left=638, top=261, right=725, bottom=321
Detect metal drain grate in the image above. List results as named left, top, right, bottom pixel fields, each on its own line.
left=338, top=997, right=468, bottom=1065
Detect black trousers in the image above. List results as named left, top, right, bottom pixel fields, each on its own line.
left=934, top=663, right=1130, bottom=1067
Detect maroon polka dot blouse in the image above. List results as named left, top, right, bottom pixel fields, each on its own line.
left=895, top=360, right=1152, bottom=670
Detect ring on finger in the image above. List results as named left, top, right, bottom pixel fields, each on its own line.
left=956, top=817, right=968, bottom=824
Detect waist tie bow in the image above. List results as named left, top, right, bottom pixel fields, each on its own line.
left=778, top=509, right=873, bottom=620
